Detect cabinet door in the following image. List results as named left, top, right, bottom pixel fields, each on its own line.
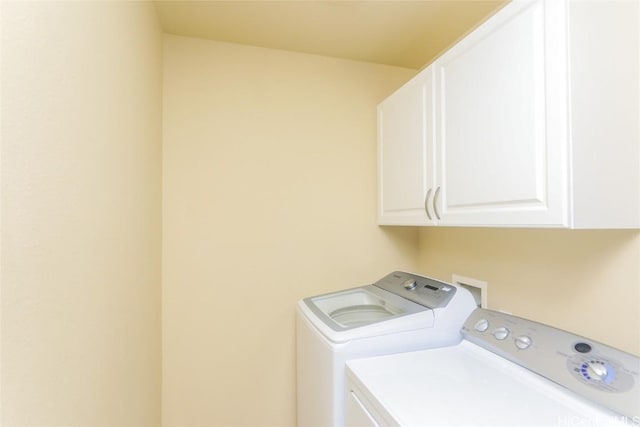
left=378, top=67, right=436, bottom=225
left=435, top=0, right=568, bottom=226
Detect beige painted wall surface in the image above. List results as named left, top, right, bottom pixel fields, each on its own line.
left=1, top=2, right=162, bottom=425
left=417, top=228, right=640, bottom=356
left=162, top=35, right=417, bottom=426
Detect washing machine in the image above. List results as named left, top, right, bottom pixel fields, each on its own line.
left=296, top=271, right=477, bottom=427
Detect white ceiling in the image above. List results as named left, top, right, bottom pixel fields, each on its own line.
left=154, top=0, right=507, bottom=70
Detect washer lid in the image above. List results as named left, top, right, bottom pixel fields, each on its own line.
left=328, top=303, right=396, bottom=328
left=299, top=285, right=434, bottom=343
left=346, top=341, right=631, bottom=426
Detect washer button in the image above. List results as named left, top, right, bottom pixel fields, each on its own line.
left=515, top=335, right=532, bottom=350
left=574, top=342, right=592, bottom=354
left=493, top=327, right=510, bottom=340
left=402, top=279, right=417, bottom=290
left=474, top=319, right=489, bottom=332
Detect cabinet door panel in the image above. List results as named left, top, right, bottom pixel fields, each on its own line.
left=436, top=0, right=567, bottom=226
left=378, top=69, right=435, bottom=225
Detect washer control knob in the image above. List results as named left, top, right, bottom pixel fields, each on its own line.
left=515, top=335, right=532, bottom=350
left=474, top=319, right=489, bottom=332
left=586, top=361, right=608, bottom=381
left=493, top=327, right=510, bottom=340
left=402, top=279, right=417, bottom=290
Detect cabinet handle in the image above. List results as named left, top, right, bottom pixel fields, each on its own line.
left=424, top=188, right=433, bottom=221
left=433, top=187, right=441, bottom=220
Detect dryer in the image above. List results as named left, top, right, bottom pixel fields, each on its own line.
left=345, top=308, right=640, bottom=426
left=296, top=271, right=477, bottom=427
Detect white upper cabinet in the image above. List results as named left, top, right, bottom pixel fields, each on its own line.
left=435, top=0, right=567, bottom=226
left=378, top=66, right=436, bottom=225
left=377, top=0, right=639, bottom=228
left=567, top=0, right=639, bottom=228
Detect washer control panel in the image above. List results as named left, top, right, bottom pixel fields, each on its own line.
left=373, top=271, right=457, bottom=308
left=462, top=308, right=640, bottom=420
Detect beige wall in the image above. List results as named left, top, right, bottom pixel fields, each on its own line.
left=5, top=3, right=635, bottom=426
left=1, top=2, right=163, bottom=425
left=162, top=35, right=417, bottom=426
left=416, top=228, right=640, bottom=356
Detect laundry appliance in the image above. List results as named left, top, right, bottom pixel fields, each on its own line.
left=296, top=271, right=477, bottom=427
left=346, top=308, right=640, bottom=426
